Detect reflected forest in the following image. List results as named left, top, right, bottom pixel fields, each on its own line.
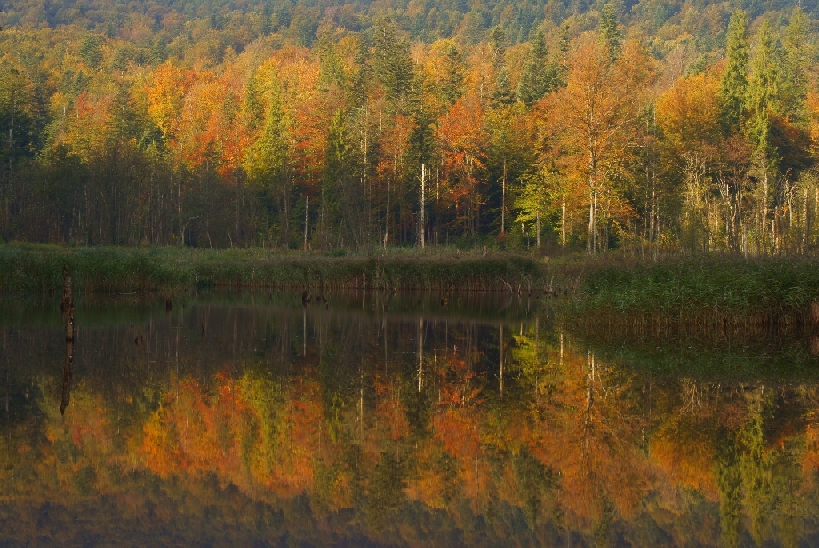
left=2, top=293, right=819, bottom=545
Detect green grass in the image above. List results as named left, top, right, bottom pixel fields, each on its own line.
left=548, top=254, right=819, bottom=329
left=5, top=244, right=819, bottom=325
left=0, top=243, right=544, bottom=294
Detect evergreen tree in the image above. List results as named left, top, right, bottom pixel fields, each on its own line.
left=489, top=27, right=515, bottom=107
left=350, top=36, right=372, bottom=108
left=781, top=7, right=809, bottom=121
left=80, top=35, right=103, bottom=69
left=489, top=26, right=508, bottom=70
left=599, top=3, right=621, bottom=61
left=323, top=108, right=350, bottom=241
left=372, top=19, right=413, bottom=105
left=745, top=19, right=782, bottom=153
left=317, top=37, right=346, bottom=92
left=440, top=41, right=465, bottom=105
left=719, top=10, right=749, bottom=134
left=517, top=31, right=556, bottom=106
left=492, top=67, right=515, bottom=107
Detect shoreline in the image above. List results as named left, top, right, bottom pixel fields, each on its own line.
left=3, top=245, right=819, bottom=326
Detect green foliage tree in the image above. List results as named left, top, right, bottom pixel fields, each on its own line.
left=372, top=19, right=413, bottom=106
left=719, top=11, right=750, bottom=134
left=517, top=32, right=557, bottom=106
left=745, top=19, right=782, bottom=154
left=599, top=3, right=621, bottom=62
left=490, top=27, right=515, bottom=108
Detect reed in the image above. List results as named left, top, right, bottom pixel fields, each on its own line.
left=0, top=244, right=543, bottom=294
left=557, top=254, right=819, bottom=330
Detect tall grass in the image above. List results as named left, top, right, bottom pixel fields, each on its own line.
left=560, top=254, right=819, bottom=331
left=0, top=244, right=543, bottom=294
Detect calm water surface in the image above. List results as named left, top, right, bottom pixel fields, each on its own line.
left=1, top=290, right=819, bottom=547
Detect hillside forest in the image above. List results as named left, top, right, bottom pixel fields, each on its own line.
left=1, top=1, right=819, bottom=254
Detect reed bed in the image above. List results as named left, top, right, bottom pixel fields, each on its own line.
left=0, top=244, right=543, bottom=294
left=558, top=254, right=819, bottom=330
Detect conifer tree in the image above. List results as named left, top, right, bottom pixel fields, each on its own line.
left=745, top=19, right=783, bottom=253
left=372, top=19, right=413, bottom=105
left=317, top=37, right=346, bottom=92
left=440, top=41, right=465, bottom=105
left=782, top=7, right=809, bottom=121
left=517, top=31, right=556, bottom=106
left=490, top=27, right=514, bottom=107
left=599, top=3, right=621, bottom=62
left=719, top=10, right=749, bottom=134
left=746, top=19, right=782, bottom=154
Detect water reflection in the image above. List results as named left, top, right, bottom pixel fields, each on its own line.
left=1, top=291, right=818, bottom=546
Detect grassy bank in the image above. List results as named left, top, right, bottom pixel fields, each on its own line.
left=4, top=244, right=819, bottom=326
left=554, top=254, right=819, bottom=330
left=0, top=244, right=543, bottom=294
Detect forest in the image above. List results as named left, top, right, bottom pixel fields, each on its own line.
left=1, top=0, right=819, bottom=254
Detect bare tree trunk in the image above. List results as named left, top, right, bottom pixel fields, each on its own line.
left=420, top=163, right=425, bottom=248
left=304, top=195, right=309, bottom=252
left=562, top=198, right=566, bottom=248
left=588, top=188, right=595, bottom=254
left=501, top=158, right=506, bottom=235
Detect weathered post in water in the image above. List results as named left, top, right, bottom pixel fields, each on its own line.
left=60, top=266, right=75, bottom=415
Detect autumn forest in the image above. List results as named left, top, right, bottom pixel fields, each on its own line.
left=1, top=0, right=819, bottom=253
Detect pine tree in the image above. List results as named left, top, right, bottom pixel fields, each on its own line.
left=440, top=41, right=465, bottom=105
left=489, top=27, right=515, bottom=107
left=80, top=35, right=103, bottom=69
left=599, top=3, right=621, bottom=62
left=372, top=19, right=413, bottom=105
left=492, top=67, right=515, bottom=107
left=317, top=37, right=346, bottom=92
left=517, top=31, right=556, bottom=106
left=745, top=19, right=782, bottom=153
left=489, top=26, right=508, bottom=70
left=745, top=19, right=783, bottom=254
left=719, top=10, right=749, bottom=134
left=781, top=7, right=809, bottom=121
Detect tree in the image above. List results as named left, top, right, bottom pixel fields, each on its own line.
left=745, top=19, right=783, bottom=253
left=781, top=8, right=811, bottom=122
left=372, top=19, right=413, bottom=107
left=599, top=3, right=621, bottom=62
left=438, top=40, right=465, bottom=106
left=719, top=11, right=749, bottom=134
left=437, top=95, right=487, bottom=237
left=517, top=31, right=557, bottom=106
left=489, top=27, right=515, bottom=108
left=544, top=35, right=654, bottom=253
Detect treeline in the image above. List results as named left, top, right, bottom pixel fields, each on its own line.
left=1, top=5, right=818, bottom=253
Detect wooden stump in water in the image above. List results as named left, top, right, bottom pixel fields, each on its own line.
left=60, top=337, right=74, bottom=415
left=812, top=302, right=819, bottom=327
left=61, top=267, right=75, bottom=414
left=60, top=265, right=74, bottom=315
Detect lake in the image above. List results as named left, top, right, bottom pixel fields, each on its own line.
left=1, top=290, right=818, bottom=546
